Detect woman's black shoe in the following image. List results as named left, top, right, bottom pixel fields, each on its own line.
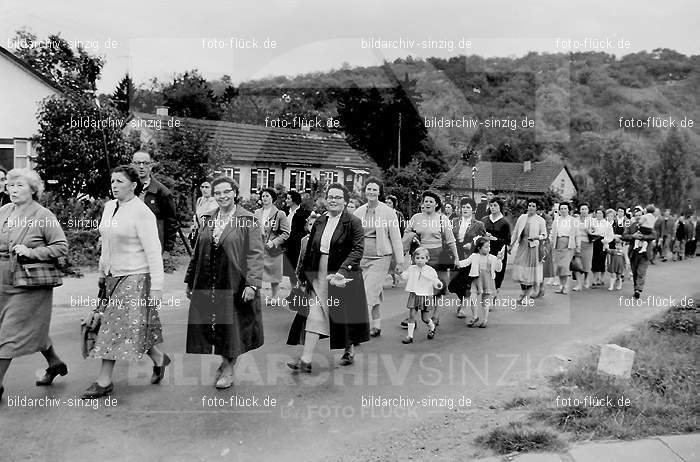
left=81, top=382, right=114, bottom=399
left=151, top=354, right=171, bottom=384
left=36, top=362, right=68, bottom=386
left=286, top=359, right=312, bottom=373
left=339, top=352, right=355, bottom=366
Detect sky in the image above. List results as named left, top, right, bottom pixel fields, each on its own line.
left=1, top=0, right=698, bottom=93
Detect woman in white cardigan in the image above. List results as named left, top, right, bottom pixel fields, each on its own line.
left=354, top=178, right=404, bottom=337
left=509, top=200, right=547, bottom=304
left=82, top=165, right=168, bottom=399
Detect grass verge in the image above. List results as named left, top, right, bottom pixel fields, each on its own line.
left=531, top=302, right=697, bottom=439
left=476, top=302, right=697, bottom=454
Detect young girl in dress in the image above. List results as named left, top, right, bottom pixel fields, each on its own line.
left=607, top=234, right=625, bottom=291
left=457, top=237, right=504, bottom=328
left=401, top=247, right=443, bottom=343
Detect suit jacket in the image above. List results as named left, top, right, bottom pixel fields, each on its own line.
left=300, top=210, right=369, bottom=349
left=141, top=177, right=178, bottom=252
left=475, top=203, right=489, bottom=221
left=0, top=201, right=68, bottom=294
left=254, top=205, right=290, bottom=249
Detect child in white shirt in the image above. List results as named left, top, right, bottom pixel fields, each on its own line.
left=457, top=237, right=504, bottom=327
left=400, top=247, right=443, bottom=343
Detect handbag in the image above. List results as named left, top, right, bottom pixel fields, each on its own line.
left=570, top=253, right=584, bottom=273
left=10, top=209, right=62, bottom=288
left=285, top=285, right=309, bottom=315
left=436, top=216, right=455, bottom=270
left=266, top=210, right=287, bottom=257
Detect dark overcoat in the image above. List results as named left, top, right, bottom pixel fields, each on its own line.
left=299, top=211, right=369, bottom=350
left=184, top=206, right=264, bottom=358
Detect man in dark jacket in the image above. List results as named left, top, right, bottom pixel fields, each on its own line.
left=622, top=205, right=657, bottom=299
left=132, top=151, right=178, bottom=253
left=475, top=192, right=493, bottom=221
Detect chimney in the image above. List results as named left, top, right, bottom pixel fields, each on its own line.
left=156, top=106, right=169, bottom=116
left=523, top=160, right=532, bottom=173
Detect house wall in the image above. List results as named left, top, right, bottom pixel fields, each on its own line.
left=550, top=169, right=577, bottom=201
left=0, top=53, right=60, bottom=168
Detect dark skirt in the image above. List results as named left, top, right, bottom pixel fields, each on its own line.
left=448, top=266, right=474, bottom=298
left=406, top=292, right=433, bottom=312
left=591, top=240, right=607, bottom=272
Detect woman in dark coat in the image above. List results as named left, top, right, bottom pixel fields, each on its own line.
left=185, top=176, right=264, bottom=389
left=287, top=183, right=369, bottom=373
left=449, top=198, right=486, bottom=322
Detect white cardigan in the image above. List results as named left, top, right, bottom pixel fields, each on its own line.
left=98, top=197, right=164, bottom=291
left=458, top=253, right=503, bottom=279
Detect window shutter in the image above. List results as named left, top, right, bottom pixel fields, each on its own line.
left=269, top=169, right=276, bottom=188
left=306, top=171, right=312, bottom=191
left=251, top=169, right=258, bottom=192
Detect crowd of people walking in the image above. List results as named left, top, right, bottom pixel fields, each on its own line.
left=0, top=153, right=697, bottom=402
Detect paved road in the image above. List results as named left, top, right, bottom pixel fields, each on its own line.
left=2, top=259, right=697, bottom=462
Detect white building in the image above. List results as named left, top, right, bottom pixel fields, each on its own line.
left=0, top=46, right=62, bottom=170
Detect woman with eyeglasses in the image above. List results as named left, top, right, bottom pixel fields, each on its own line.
left=287, top=183, right=368, bottom=372
left=185, top=177, right=264, bottom=389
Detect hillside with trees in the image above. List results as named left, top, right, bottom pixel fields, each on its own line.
left=128, top=49, right=700, bottom=209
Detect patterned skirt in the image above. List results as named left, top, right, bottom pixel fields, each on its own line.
left=90, top=273, right=163, bottom=361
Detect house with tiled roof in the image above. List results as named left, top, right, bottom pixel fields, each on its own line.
left=433, top=160, right=577, bottom=202
left=126, top=109, right=376, bottom=198
left=0, top=45, right=62, bottom=170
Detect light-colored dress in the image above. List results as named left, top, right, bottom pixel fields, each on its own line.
left=255, top=206, right=290, bottom=284
left=510, top=214, right=546, bottom=286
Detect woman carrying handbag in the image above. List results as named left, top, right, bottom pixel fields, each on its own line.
left=0, top=169, right=68, bottom=404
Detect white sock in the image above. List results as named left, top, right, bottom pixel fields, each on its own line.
left=407, top=322, right=415, bottom=338
left=375, top=319, right=381, bottom=330
left=427, top=319, right=435, bottom=331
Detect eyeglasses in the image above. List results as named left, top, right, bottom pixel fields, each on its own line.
left=213, top=189, right=235, bottom=196
left=0, top=177, right=6, bottom=181
left=327, top=195, right=345, bottom=201
left=132, top=161, right=151, bottom=166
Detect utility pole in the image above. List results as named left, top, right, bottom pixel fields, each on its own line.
left=397, top=113, right=402, bottom=168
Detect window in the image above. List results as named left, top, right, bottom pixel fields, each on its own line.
left=223, top=168, right=240, bottom=186
left=290, top=169, right=310, bottom=191
left=320, top=170, right=339, bottom=185
left=559, top=179, right=566, bottom=193
left=13, top=140, right=31, bottom=169
left=250, top=168, right=275, bottom=192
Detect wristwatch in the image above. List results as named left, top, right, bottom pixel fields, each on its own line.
left=246, top=285, right=259, bottom=292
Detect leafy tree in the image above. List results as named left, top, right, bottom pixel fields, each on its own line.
left=11, top=29, right=103, bottom=93
left=161, top=70, right=223, bottom=119
left=653, top=128, right=693, bottom=209
left=34, top=95, right=139, bottom=199
left=152, top=123, right=223, bottom=221
left=112, top=74, right=135, bottom=115
left=585, top=134, right=651, bottom=207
